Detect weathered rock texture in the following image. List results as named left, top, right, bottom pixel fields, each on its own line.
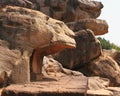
left=0, top=6, right=76, bottom=83
left=1, top=76, right=88, bottom=96
left=88, top=77, right=110, bottom=90
left=0, top=6, right=75, bottom=52
left=103, top=49, right=117, bottom=57
left=0, top=40, right=30, bottom=84
left=0, top=0, right=103, bottom=22
left=43, top=56, right=83, bottom=77
left=110, top=51, right=120, bottom=66
left=0, top=0, right=114, bottom=96
left=87, top=89, right=113, bottom=96
left=87, top=77, right=120, bottom=96
left=103, top=49, right=120, bottom=68
left=107, top=87, right=120, bottom=96
left=89, top=55, right=120, bottom=86
left=66, top=19, right=108, bottom=35
left=53, top=29, right=101, bottom=69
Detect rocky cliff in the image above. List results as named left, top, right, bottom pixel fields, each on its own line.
left=0, top=0, right=120, bottom=96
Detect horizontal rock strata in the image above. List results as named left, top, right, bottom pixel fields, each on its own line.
left=66, top=19, right=108, bottom=35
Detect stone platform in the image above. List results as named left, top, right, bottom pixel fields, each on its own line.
left=1, top=76, right=88, bottom=96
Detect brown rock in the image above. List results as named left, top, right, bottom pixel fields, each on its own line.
left=0, top=89, right=2, bottom=96
left=48, top=0, right=103, bottom=22
left=0, top=0, right=103, bottom=22
left=110, top=51, right=120, bottom=66
left=103, top=49, right=120, bottom=67
left=53, top=29, right=101, bottom=69
left=0, top=6, right=76, bottom=52
left=63, top=0, right=103, bottom=22
left=0, top=71, right=8, bottom=86
left=107, top=87, right=120, bottom=96
left=1, top=76, right=88, bottom=96
left=0, top=6, right=76, bottom=83
left=88, top=77, right=110, bottom=90
left=0, top=0, right=33, bottom=9
left=89, top=55, right=120, bottom=86
left=66, top=19, right=108, bottom=35
left=103, top=49, right=117, bottom=57
left=0, top=40, right=9, bottom=48
left=43, top=56, right=83, bottom=77
left=87, top=89, right=113, bottom=96
left=0, top=40, right=30, bottom=84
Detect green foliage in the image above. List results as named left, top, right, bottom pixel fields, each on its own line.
left=97, top=37, right=112, bottom=50
left=111, top=43, right=120, bottom=51
left=97, top=37, right=120, bottom=51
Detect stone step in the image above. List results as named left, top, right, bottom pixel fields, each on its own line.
left=1, top=76, right=88, bottom=96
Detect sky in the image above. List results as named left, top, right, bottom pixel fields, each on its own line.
left=95, top=0, right=120, bottom=46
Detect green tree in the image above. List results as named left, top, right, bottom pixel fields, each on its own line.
left=97, top=37, right=120, bottom=51
left=97, top=37, right=112, bottom=50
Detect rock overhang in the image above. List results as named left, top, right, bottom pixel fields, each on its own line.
left=0, top=6, right=76, bottom=53
left=0, top=5, right=76, bottom=80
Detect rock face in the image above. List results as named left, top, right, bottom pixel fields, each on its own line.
left=89, top=55, right=120, bottom=86
left=0, top=6, right=76, bottom=52
left=43, top=56, right=83, bottom=77
left=66, top=19, right=108, bottom=35
left=110, top=51, right=120, bottom=66
left=0, top=6, right=76, bottom=83
left=103, top=49, right=117, bottom=57
left=103, top=49, right=120, bottom=68
left=0, top=0, right=103, bottom=22
left=53, top=29, right=101, bottom=69
left=0, top=40, right=31, bottom=84
left=1, top=0, right=118, bottom=96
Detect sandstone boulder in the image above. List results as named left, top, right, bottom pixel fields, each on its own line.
left=43, top=56, right=83, bottom=77
left=63, top=0, right=103, bottom=22
left=89, top=55, right=120, bottom=86
left=66, top=19, right=108, bottom=35
left=53, top=29, right=101, bottom=69
left=0, top=6, right=76, bottom=83
left=0, top=0, right=103, bottom=22
left=0, top=6, right=76, bottom=52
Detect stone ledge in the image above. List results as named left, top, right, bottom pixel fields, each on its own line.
left=1, top=76, right=87, bottom=96
left=87, top=89, right=113, bottom=96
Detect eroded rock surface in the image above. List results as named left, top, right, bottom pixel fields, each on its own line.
left=0, top=0, right=116, bottom=96
left=0, top=6, right=76, bottom=83
left=43, top=56, right=83, bottom=77
left=1, top=76, right=88, bottom=96
left=0, top=0, right=103, bottom=22
left=89, top=55, right=120, bottom=86
left=67, top=19, right=108, bottom=35
left=88, top=77, right=110, bottom=90
left=109, top=51, right=120, bottom=66
left=0, top=6, right=76, bottom=52
left=53, top=29, right=101, bottom=69
left=0, top=40, right=31, bottom=84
